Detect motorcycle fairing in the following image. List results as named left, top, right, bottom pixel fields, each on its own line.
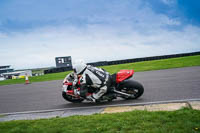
left=116, top=70, right=134, bottom=83
left=63, top=82, right=72, bottom=92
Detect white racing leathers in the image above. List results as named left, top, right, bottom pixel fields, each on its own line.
left=79, top=65, right=111, bottom=100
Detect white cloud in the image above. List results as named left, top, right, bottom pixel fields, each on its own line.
left=1, top=22, right=200, bottom=69
left=0, top=32, right=8, bottom=38
left=0, top=0, right=200, bottom=69
left=161, top=16, right=181, bottom=25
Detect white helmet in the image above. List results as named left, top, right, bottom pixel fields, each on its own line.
left=73, top=60, right=87, bottom=75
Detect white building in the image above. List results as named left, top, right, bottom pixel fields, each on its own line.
left=2, top=70, right=32, bottom=79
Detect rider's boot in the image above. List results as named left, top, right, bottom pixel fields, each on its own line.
left=86, top=94, right=96, bottom=102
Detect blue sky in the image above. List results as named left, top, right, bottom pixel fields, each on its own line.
left=0, top=0, right=200, bottom=69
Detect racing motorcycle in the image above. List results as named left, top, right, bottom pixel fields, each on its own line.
left=62, top=70, right=144, bottom=103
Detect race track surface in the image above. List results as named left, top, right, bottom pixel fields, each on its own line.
left=0, top=66, right=200, bottom=114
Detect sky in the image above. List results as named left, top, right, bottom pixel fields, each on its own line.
left=0, top=0, right=200, bottom=69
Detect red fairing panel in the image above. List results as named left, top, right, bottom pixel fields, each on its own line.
left=116, top=70, right=134, bottom=83
left=64, top=82, right=72, bottom=85
left=67, top=87, right=81, bottom=96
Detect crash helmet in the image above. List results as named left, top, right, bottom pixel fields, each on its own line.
left=73, top=60, right=87, bottom=75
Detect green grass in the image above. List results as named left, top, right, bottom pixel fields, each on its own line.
left=0, top=71, right=71, bottom=86
left=0, top=108, right=200, bottom=133
left=0, top=115, right=5, bottom=118
left=102, top=55, right=200, bottom=74
left=0, top=55, right=200, bottom=86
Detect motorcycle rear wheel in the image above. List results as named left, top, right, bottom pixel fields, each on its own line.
left=62, top=92, right=84, bottom=103
left=121, top=80, right=144, bottom=99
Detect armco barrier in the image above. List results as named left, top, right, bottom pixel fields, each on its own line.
left=44, top=67, right=72, bottom=74
left=44, top=51, right=200, bottom=74
left=88, top=51, right=200, bottom=67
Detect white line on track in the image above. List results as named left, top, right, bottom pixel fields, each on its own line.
left=1, top=98, right=200, bottom=116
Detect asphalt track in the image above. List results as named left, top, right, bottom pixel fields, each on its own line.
left=0, top=66, right=200, bottom=114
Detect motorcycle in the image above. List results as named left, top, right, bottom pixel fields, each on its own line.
left=62, top=69, right=144, bottom=103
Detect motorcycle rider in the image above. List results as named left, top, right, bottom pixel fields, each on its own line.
left=73, top=60, right=111, bottom=102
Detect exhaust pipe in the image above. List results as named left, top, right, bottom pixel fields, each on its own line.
left=113, top=90, right=131, bottom=97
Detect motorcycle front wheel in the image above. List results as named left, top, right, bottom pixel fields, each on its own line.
left=62, top=92, right=84, bottom=103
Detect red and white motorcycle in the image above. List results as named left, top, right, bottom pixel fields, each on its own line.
left=62, top=70, right=144, bottom=103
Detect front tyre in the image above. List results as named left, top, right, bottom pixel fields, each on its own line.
left=120, top=80, right=144, bottom=99
left=62, top=92, right=84, bottom=103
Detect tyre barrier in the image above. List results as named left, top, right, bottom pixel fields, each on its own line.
left=45, top=51, right=200, bottom=74
left=44, top=67, right=72, bottom=74
left=88, top=51, right=200, bottom=67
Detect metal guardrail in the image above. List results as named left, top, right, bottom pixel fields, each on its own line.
left=88, top=51, right=200, bottom=66
left=44, top=67, right=72, bottom=74
left=44, top=51, right=200, bottom=74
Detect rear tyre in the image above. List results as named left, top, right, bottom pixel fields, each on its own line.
left=62, top=92, right=84, bottom=103
left=120, top=80, right=144, bottom=99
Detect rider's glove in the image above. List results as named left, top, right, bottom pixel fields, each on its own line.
left=72, top=79, right=78, bottom=86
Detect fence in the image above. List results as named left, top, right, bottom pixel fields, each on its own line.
left=88, top=51, right=200, bottom=66
left=44, top=67, right=72, bottom=74
left=44, top=51, right=200, bottom=74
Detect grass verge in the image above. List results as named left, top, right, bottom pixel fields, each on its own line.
left=102, top=55, right=200, bottom=74
left=0, top=55, right=200, bottom=86
left=0, top=108, right=200, bottom=133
